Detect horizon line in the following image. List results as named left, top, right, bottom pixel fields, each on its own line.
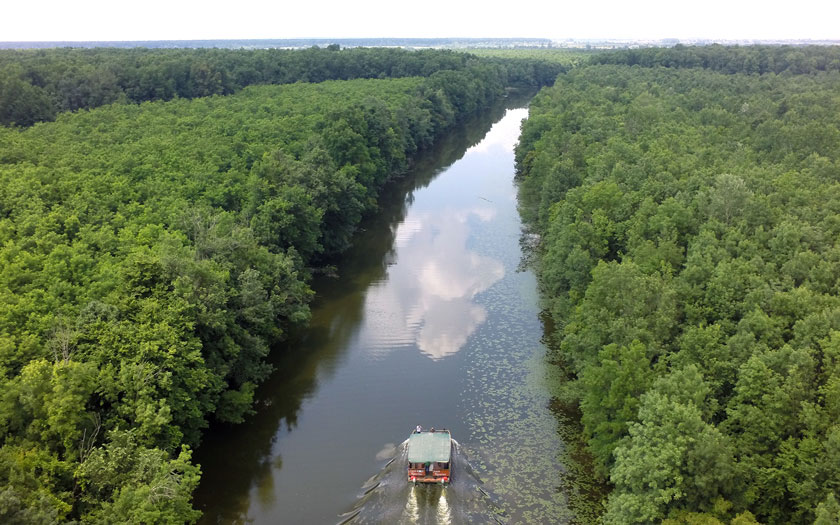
left=2, top=37, right=839, bottom=44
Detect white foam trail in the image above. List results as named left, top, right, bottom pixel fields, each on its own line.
left=338, top=438, right=507, bottom=524
left=404, top=485, right=420, bottom=523
left=437, top=488, right=452, bottom=524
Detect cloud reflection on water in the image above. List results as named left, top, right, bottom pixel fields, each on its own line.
left=364, top=205, right=504, bottom=360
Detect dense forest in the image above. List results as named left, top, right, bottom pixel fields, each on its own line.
left=517, top=46, right=840, bottom=523
left=0, top=46, right=564, bottom=127
left=0, top=47, right=560, bottom=523
left=465, top=47, right=592, bottom=65
left=591, top=44, right=840, bottom=74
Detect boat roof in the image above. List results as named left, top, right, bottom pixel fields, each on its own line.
left=407, top=431, right=451, bottom=463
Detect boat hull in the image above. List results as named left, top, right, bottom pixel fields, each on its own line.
left=408, top=468, right=451, bottom=484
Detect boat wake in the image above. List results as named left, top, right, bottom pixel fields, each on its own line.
left=339, top=440, right=507, bottom=524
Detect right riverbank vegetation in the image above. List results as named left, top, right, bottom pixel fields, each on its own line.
left=0, top=47, right=564, bottom=523
left=517, top=45, right=840, bottom=524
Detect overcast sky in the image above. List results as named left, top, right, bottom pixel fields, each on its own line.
left=3, top=0, right=838, bottom=42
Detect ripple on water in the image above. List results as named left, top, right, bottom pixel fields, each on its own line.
left=458, top=260, right=576, bottom=523
left=341, top=440, right=507, bottom=525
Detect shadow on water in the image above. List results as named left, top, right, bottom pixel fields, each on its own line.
left=539, top=313, right=610, bottom=523
left=339, top=440, right=506, bottom=525
left=192, top=91, right=535, bottom=524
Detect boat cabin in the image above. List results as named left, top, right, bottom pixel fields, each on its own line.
left=407, top=428, right=452, bottom=484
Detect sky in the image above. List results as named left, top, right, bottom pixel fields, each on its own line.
left=2, top=0, right=838, bottom=42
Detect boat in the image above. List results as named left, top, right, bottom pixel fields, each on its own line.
left=407, top=427, right=452, bottom=484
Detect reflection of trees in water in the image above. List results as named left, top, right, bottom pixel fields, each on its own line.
left=193, top=94, right=530, bottom=524
left=542, top=311, right=610, bottom=523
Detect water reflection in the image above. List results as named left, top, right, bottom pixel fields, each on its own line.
left=193, top=97, right=521, bottom=524
left=365, top=206, right=504, bottom=359
left=193, top=91, right=603, bottom=523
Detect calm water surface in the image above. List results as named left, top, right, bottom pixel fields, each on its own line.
left=195, top=97, right=597, bottom=524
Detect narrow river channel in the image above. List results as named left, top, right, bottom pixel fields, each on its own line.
left=194, top=95, right=598, bottom=524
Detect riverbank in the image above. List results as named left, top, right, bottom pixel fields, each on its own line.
left=195, top=93, right=602, bottom=523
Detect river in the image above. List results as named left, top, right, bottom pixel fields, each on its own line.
left=194, top=94, right=601, bottom=524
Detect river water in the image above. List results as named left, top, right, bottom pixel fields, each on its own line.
left=194, top=96, right=599, bottom=524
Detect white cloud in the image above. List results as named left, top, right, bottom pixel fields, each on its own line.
left=362, top=206, right=504, bottom=360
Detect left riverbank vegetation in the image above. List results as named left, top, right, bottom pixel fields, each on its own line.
left=0, top=46, right=564, bottom=128
left=517, top=45, right=840, bottom=524
left=0, top=47, right=564, bottom=523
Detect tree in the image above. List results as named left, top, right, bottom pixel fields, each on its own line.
left=580, top=341, right=655, bottom=474
left=815, top=493, right=840, bottom=525
left=75, top=430, right=201, bottom=524
left=606, top=378, right=733, bottom=523
left=0, top=66, right=56, bottom=126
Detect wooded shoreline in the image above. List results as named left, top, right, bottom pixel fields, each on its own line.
left=517, top=45, right=840, bottom=524
left=0, top=48, right=562, bottom=522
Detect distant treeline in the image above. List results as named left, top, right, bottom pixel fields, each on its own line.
left=518, top=45, right=840, bottom=523
left=0, top=46, right=564, bottom=126
left=0, top=55, right=517, bottom=521
left=591, top=44, right=840, bottom=75
left=0, top=38, right=555, bottom=50
left=466, top=47, right=594, bottom=65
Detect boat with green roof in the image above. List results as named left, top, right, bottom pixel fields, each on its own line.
left=407, top=427, right=452, bottom=484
